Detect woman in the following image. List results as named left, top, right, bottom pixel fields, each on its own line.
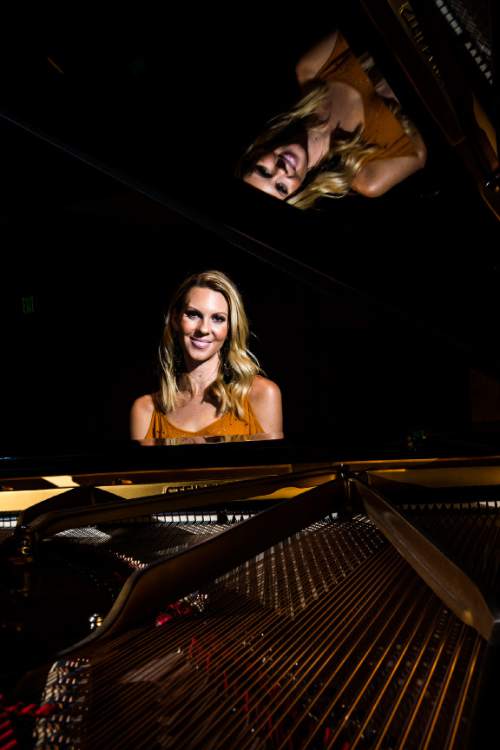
left=237, top=31, right=427, bottom=209
left=130, top=270, right=282, bottom=440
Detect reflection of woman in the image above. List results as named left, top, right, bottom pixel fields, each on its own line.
left=130, top=270, right=282, bottom=439
left=238, top=31, right=427, bottom=209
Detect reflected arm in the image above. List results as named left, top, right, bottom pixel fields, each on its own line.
left=352, top=129, right=427, bottom=197
left=295, top=32, right=338, bottom=86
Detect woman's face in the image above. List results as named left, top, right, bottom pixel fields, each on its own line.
left=177, top=286, right=229, bottom=365
left=243, top=143, right=308, bottom=200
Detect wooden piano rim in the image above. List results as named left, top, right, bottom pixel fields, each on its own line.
left=2, top=454, right=500, bottom=487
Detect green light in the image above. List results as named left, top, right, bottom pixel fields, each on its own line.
left=21, top=296, right=35, bottom=314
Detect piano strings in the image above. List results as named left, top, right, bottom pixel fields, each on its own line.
left=35, top=515, right=484, bottom=749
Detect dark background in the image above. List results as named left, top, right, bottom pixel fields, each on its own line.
left=1, top=6, right=499, bottom=449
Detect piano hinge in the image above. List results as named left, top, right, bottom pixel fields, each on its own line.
left=394, top=1, right=443, bottom=82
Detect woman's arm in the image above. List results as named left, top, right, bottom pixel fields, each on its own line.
left=352, top=130, right=427, bottom=197
left=130, top=394, right=155, bottom=439
left=249, top=376, right=283, bottom=436
left=295, top=31, right=338, bottom=86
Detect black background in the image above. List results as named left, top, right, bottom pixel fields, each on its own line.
left=1, top=5, right=499, bottom=449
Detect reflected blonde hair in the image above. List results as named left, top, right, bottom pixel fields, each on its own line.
left=157, top=270, right=260, bottom=419
left=237, top=81, right=378, bottom=210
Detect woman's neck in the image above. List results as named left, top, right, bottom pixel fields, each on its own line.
left=180, top=356, right=220, bottom=398
left=307, top=82, right=365, bottom=168
left=307, top=128, right=331, bottom=169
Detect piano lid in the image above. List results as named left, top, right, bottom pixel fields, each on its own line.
left=1, top=2, right=500, bottom=452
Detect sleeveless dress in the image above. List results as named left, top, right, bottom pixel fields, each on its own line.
left=317, top=33, right=417, bottom=161
left=145, top=396, right=264, bottom=439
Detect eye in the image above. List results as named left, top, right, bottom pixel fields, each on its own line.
left=185, top=309, right=200, bottom=319
left=276, top=183, right=288, bottom=196
left=212, top=314, right=227, bottom=323
left=255, top=164, right=272, bottom=178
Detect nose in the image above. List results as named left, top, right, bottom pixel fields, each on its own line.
left=259, top=152, right=291, bottom=177
left=275, top=154, right=292, bottom=176
left=259, top=152, right=278, bottom=176
left=195, top=317, right=210, bottom=335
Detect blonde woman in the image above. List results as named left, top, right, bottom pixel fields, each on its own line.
left=130, top=270, right=282, bottom=440
left=238, top=31, right=427, bottom=209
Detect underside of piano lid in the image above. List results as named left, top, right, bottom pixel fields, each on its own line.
left=359, top=0, right=500, bottom=219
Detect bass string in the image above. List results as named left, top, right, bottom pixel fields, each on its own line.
left=277, top=571, right=434, bottom=747
left=300, top=580, right=445, bottom=750
left=392, top=617, right=477, bottom=750
left=360, top=605, right=483, bottom=749
left=349, top=597, right=452, bottom=750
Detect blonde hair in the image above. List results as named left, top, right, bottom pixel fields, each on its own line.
left=237, top=81, right=378, bottom=210
left=157, top=270, right=260, bottom=419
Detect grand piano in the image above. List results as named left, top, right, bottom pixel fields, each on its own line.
left=1, top=2, right=500, bottom=747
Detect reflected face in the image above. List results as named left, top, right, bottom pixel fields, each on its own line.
left=178, top=286, right=229, bottom=365
left=244, top=143, right=308, bottom=200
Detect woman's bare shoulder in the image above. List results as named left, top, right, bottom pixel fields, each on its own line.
left=130, top=394, right=155, bottom=439
left=131, top=394, right=155, bottom=416
left=249, top=375, right=281, bottom=400
left=248, top=376, right=283, bottom=435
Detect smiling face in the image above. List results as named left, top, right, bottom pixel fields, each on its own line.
left=243, top=143, right=308, bottom=200
left=177, top=286, right=229, bottom=367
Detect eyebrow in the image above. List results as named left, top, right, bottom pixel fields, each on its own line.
left=252, top=166, right=271, bottom=182
left=185, top=306, right=227, bottom=316
left=253, top=171, right=288, bottom=197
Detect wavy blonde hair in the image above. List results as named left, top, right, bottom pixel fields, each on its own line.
left=157, top=270, right=260, bottom=420
left=236, top=81, right=378, bottom=210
